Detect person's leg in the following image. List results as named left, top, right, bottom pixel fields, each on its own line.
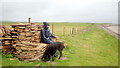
left=49, top=38, right=55, bottom=43
left=44, top=38, right=54, bottom=44
left=42, top=38, right=51, bottom=44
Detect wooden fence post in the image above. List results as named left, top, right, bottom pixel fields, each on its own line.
left=72, top=28, right=74, bottom=34
left=73, top=28, right=74, bottom=34
left=76, top=28, right=77, bottom=33
left=28, top=18, right=31, bottom=23
left=72, top=28, right=73, bottom=34
left=75, top=28, right=76, bottom=33
left=70, top=28, right=71, bottom=35
left=52, top=24, right=53, bottom=34
left=63, top=27, right=65, bottom=35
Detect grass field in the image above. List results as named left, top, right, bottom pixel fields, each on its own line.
left=0, top=22, right=119, bottom=66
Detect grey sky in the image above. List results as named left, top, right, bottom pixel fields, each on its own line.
left=0, top=0, right=119, bottom=24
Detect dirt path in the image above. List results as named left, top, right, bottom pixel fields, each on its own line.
left=96, top=24, right=120, bottom=40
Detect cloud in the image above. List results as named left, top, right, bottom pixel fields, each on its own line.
left=1, top=0, right=119, bottom=24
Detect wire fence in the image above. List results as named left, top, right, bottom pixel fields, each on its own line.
left=51, top=23, right=94, bottom=36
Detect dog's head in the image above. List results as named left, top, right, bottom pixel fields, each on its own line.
left=43, top=52, right=50, bottom=61
left=59, top=41, right=67, bottom=48
left=56, top=41, right=66, bottom=51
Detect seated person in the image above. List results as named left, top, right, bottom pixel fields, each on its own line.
left=41, top=22, right=56, bottom=44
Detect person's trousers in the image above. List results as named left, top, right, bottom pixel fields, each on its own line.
left=42, top=38, right=55, bottom=44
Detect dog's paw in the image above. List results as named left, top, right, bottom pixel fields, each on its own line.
left=58, top=57, right=61, bottom=59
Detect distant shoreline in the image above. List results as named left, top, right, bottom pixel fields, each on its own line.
left=0, top=21, right=118, bottom=24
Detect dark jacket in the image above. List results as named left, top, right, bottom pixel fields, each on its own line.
left=41, top=22, right=56, bottom=44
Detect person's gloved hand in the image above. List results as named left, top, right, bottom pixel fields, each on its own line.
left=56, top=36, right=59, bottom=40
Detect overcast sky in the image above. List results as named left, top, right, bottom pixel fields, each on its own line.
left=0, top=0, right=119, bottom=24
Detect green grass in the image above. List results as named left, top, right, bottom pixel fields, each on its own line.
left=1, top=22, right=118, bottom=66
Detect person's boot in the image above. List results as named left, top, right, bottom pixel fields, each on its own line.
left=54, top=53, right=58, bottom=57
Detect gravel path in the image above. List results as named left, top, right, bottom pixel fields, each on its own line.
left=97, top=24, right=120, bottom=40
left=107, top=26, right=119, bottom=34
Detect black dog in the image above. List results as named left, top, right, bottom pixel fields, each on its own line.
left=43, top=42, right=65, bottom=61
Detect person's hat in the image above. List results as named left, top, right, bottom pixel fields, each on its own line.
left=43, top=22, right=49, bottom=26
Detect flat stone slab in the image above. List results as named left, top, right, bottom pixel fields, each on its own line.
left=59, top=57, right=67, bottom=60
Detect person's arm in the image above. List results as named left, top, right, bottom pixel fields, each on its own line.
left=51, top=34, right=56, bottom=38
left=41, top=29, right=49, bottom=40
left=48, top=30, right=56, bottom=38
